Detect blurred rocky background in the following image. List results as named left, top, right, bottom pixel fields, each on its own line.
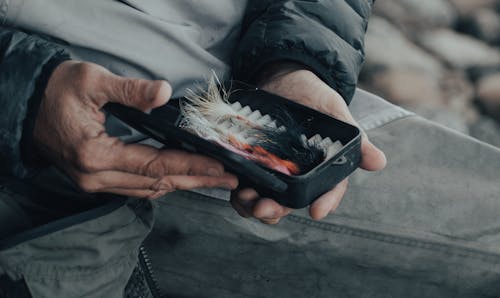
left=360, top=0, right=500, bottom=147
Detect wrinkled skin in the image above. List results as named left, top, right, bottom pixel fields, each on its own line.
left=33, top=61, right=238, bottom=199
left=33, top=60, right=384, bottom=223
left=231, top=63, right=387, bottom=224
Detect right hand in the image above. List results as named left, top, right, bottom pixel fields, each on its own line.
left=33, top=61, right=238, bottom=199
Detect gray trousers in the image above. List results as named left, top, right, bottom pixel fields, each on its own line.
left=146, top=90, right=500, bottom=298
left=1, top=90, right=499, bottom=297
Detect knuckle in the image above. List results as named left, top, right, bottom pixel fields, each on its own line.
left=75, top=63, right=98, bottom=84
left=118, top=78, right=148, bottom=108
left=121, top=79, right=137, bottom=102
left=156, top=178, right=175, bottom=193
left=143, top=158, right=165, bottom=177
left=76, top=62, right=95, bottom=76
left=72, top=63, right=106, bottom=98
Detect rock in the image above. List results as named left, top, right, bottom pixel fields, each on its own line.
left=419, top=29, right=500, bottom=69
left=463, top=106, right=481, bottom=126
left=448, top=0, right=498, bottom=16
left=476, top=73, right=500, bottom=119
left=373, top=0, right=457, bottom=29
left=364, top=17, right=444, bottom=77
left=413, top=106, right=470, bottom=134
left=362, top=69, right=444, bottom=108
left=458, top=9, right=500, bottom=45
left=440, top=71, right=475, bottom=114
left=469, top=116, right=500, bottom=148
left=360, top=69, right=474, bottom=116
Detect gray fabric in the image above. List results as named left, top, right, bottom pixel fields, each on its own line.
left=0, top=188, right=32, bottom=239
left=3, top=0, right=247, bottom=98
left=0, top=27, right=68, bottom=177
left=144, top=90, right=500, bottom=298
left=0, top=197, right=153, bottom=298
left=232, top=0, right=374, bottom=103
left=3, top=0, right=374, bottom=103
left=187, top=89, right=415, bottom=201
left=2, top=1, right=499, bottom=297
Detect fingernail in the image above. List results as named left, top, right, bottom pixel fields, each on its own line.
left=146, top=82, right=158, bottom=100
left=261, top=218, right=280, bottom=225
left=148, top=81, right=171, bottom=105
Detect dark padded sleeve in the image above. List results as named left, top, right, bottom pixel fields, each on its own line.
left=232, top=0, right=374, bottom=104
left=0, top=27, right=70, bottom=178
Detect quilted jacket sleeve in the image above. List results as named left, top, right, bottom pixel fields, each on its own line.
left=0, top=27, right=70, bottom=178
left=232, top=0, right=374, bottom=104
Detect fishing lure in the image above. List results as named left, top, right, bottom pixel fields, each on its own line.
left=104, top=75, right=361, bottom=208
left=178, top=75, right=342, bottom=176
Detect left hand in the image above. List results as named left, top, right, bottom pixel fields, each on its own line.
left=230, top=63, right=386, bottom=224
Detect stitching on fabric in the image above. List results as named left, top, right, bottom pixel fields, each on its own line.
left=23, top=251, right=138, bottom=282
left=162, top=191, right=500, bottom=263
left=6, top=213, right=144, bottom=280
left=360, top=112, right=415, bottom=131
left=286, top=215, right=500, bottom=263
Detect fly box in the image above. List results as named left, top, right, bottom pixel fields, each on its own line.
left=106, top=81, right=361, bottom=209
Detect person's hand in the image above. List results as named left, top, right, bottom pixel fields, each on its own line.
left=33, top=61, right=238, bottom=198
left=231, top=64, right=386, bottom=224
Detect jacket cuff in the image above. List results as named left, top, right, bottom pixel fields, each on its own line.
left=0, top=29, right=70, bottom=178
left=20, top=53, right=71, bottom=170
left=232, top=1, right=374, bottom=105
left=235, top=48, right=341, bottom=99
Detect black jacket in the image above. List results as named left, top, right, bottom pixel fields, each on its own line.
left=0, top=0, right=373, bottom=178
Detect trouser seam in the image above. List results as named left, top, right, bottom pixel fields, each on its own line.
left=286, top=214, right=500, bottom=263
left=362, top=113, right=416, bottom=131
left=166, top=191, right=500, bottom=262
left=169, top=191, right=500, bottom=263
left=10, top=238, right=139, bottom=281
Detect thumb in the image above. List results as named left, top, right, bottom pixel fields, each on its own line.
left=105, top=75, right=172, bottom=111
left=360, top=137, right=387, bottom=171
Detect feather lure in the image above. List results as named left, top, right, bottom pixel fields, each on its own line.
left=178, top=75, right=340, bottom=175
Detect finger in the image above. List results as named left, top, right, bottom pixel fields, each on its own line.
left=234, top=188, right=259, bottom=207
left=155, top=173, right=238, bottom=192
left=102, top=74, right=172, bottom=111
left=76, top=172, right=237, bottom=198
left=116, top=146, right=226, bottom=177
left=360, top=137, right=387, bottom=171
left=146, top=149, right=226, bottom=177
left=253, top=198, right=292, bottom=223
left=70, top=170, right=160, bottom=193
left=231, top=188, right=259, bottom=217
left=230, top=198, right=253, bottom=218
left=259, top=218, right=281, bottom=225
left=323, top=101, right=387, bottom=172
left=78, top=136, right=227, bottom=177
left=309, top=179, right=349, bottom=220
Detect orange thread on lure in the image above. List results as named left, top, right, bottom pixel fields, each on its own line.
left=227, top=135, right=300, bottom=175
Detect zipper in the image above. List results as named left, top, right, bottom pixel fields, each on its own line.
left=138, top=244, right=164, bottom=298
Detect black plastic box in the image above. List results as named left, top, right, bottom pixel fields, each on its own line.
left=106, top=84, right=361, bottom=208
